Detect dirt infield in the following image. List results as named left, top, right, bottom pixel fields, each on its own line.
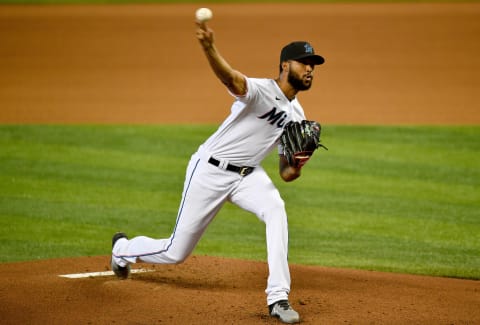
left=1, top=3, right=479, bottom=124
left=0, top=3, right=479, bottom=324
left=1, top=255, right=479, bottom=324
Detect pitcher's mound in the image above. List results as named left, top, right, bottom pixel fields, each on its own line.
left=1, top=255, right=478, bottom=324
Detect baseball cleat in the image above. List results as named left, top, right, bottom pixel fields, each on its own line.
left=269, top=300, right=300, bottom=324
left=111, top=232, right=130, bottom=279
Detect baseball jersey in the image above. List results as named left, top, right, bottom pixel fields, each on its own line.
left=199, top=77, right=306, bottom=166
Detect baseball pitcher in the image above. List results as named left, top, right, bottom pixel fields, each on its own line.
left=111, top=15, right=326, bottom=324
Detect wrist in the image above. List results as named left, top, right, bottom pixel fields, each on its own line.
left=281, top=165, right=301, bottom=182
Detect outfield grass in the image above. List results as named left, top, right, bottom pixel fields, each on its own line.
left=0, top=125, right=479, bottom=279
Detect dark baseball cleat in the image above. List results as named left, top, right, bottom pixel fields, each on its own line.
left=269, top=300, right=300, bottom=324
left=111, top=232, right=130, bottom=279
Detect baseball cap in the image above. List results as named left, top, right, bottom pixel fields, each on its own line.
left=280, top=41, right=325, bottom=65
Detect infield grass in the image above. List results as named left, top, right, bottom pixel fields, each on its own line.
left=0, top=125, right=479, bottom=279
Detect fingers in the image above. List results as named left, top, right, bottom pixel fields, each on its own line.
left=195, top=21, right=209, bottom=37
left=196, top=20, right=208, bottom=32
left=195, top=21, right=214, bottom=49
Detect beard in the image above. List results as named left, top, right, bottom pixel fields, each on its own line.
left=287, top=69, right=313, bottom=91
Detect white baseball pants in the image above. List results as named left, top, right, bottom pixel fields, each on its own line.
left=112, top=150, right=291, bottom=305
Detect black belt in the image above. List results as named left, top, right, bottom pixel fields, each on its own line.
left=208, top=157, right=255, bottom=177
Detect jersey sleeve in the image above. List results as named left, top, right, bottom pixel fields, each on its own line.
left=228, top=76, right=260, bottom=103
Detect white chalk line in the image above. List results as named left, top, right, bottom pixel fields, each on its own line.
left=59, top=268, right=154, bottom=279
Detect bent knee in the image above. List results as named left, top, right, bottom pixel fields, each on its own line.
left=163, top=249, right=190, bottom=264
left=173, top=254, right=188, bottom=264
left=258, top=201, right=287, bottom=222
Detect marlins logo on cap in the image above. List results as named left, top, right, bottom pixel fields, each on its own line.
left=280, top=41, right=325, bottom=65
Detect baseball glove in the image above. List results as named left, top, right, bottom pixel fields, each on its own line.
left=280, top=120, right=327, bottom=168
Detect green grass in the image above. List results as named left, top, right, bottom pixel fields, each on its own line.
left=0, top=125, right=479, bottom=279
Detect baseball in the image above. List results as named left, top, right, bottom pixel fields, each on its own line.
left=195, top=7, right=213, bottom=22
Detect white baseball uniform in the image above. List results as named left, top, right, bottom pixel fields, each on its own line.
left=112, top=76, right=306, bottom=305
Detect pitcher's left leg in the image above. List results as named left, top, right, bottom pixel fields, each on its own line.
left=229, top=167, right=291, bottom=305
